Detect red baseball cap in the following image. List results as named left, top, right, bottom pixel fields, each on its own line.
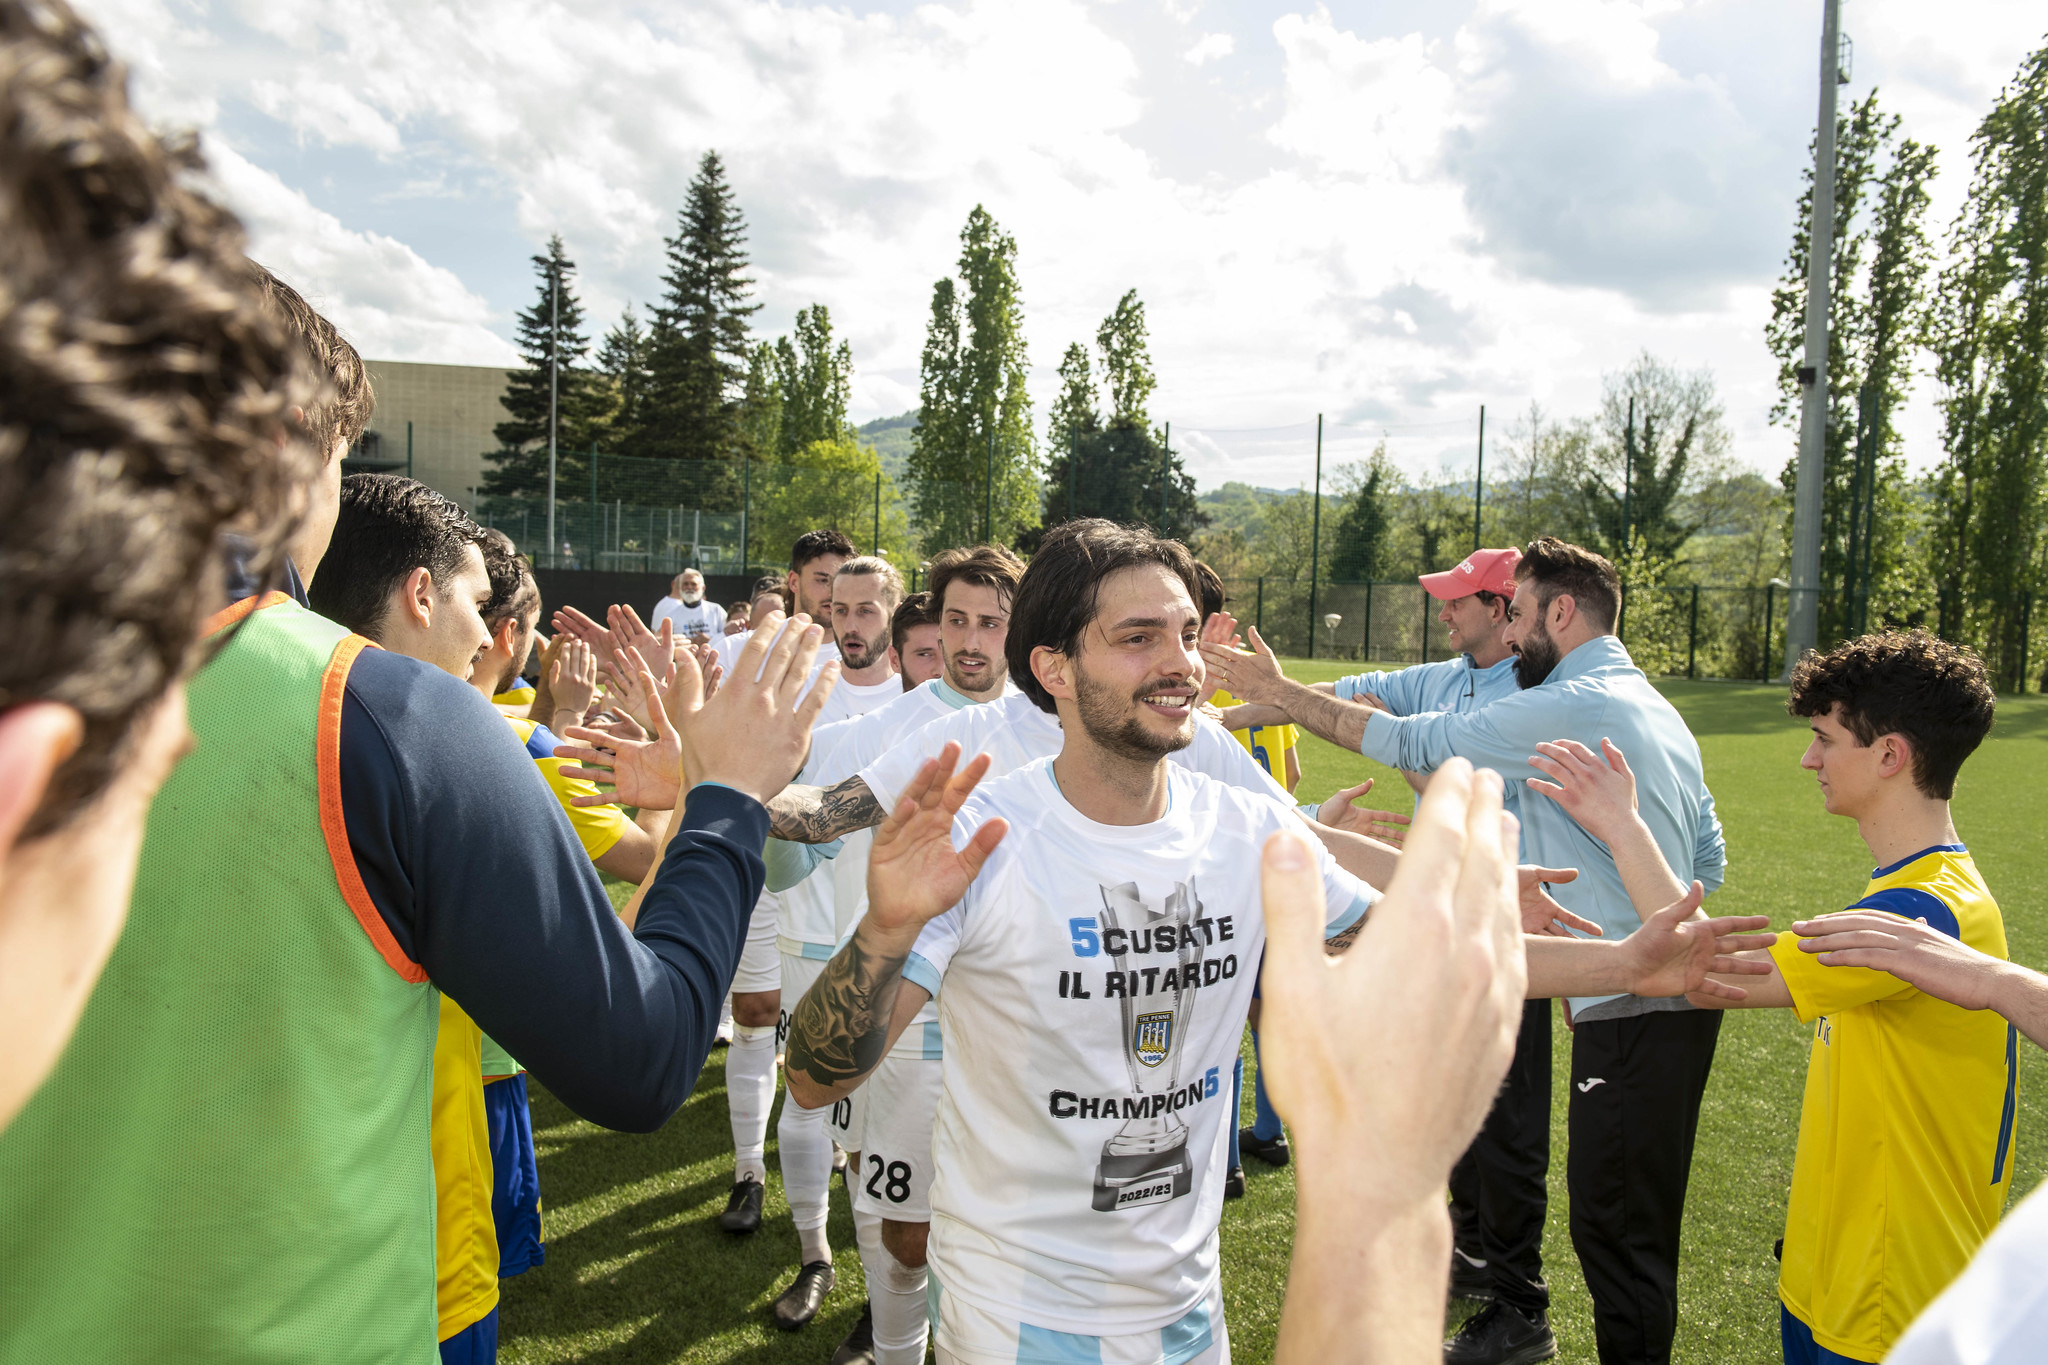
left=1418, top=547, right=1521, bottom=602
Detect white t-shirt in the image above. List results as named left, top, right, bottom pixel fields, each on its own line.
left=651, top=595, right=726, bottom=642
left=857, top=692, right=1295, bottom=815
left=776, top=671, right=906, bottom=953
left=1888, top=1179, right=2048, bottom=1364
left=903, top=759, right=1370, bottom=1333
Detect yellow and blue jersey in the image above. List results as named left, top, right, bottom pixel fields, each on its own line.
left=493, top=683, right=537, bottom=708
left=1213, top=686, right=1297, bottom=782
left=1770, top=844, right=2014, bottom=1362
left=504, top=716, right=629, bottom=860
left=430, top=993, right=499, bottom=1342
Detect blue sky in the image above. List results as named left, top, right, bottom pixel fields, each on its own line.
left=79, top=0, right=2047, bottom=489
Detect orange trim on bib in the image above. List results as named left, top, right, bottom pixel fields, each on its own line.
left=203, top=590, right=293, bottom=638
left=316, top=634, right=428, bottom=983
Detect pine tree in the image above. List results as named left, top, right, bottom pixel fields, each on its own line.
left=1038, top=342, right=1100, bottom=529
left=1328, top=442, right=1396, bottom=582
left=482, top=235, right=604, bottom=497
left=735, top=341, right=782, bottom=465
left=1928, top=43, right=2048, bottom=689
left=771, top=305, right=853, bottom=456
left=593, top=305, right=652, bottom=453
left=635, top=151, right=760, bottom=485
left=908, top=206, right=1039, bottom=550
left=1766, top=90, right=1940, bottom=645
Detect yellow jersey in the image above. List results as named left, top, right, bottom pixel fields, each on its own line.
left=1212, top=687, right=1298, bottom=784
left=430, top=993, right=499, bottom=1341
left=505, top=716, right=629, bottom=860
left=1770, top=844, right=2015, bottom=1361
left=493, top=684, right=536, bottom=707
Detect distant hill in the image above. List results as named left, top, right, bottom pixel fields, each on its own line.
left=857, top=410, right=918, bottom=482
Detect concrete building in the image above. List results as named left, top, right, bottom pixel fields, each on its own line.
left=346, top=360, right=513, bottom=508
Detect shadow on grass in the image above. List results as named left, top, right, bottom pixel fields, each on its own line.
left=502, top=1058, right=867, bottom=1365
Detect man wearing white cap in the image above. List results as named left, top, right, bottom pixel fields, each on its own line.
left=1219, top=547, right=1547, bottom=1337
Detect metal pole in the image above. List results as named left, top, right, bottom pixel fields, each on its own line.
left=1473, top=404, right=1485, bottom=552
left=1786, top=0, right=1844, bottom=678
left=1763, top=583, right=1776, bottom=682
left=1255, top=576, right=1264, bottom=637
left=1068, top=427, right=1077, bottom=522
left=545, top=269, right=559, bottom=566
left=1161, top=421, right=1171, bottom=532
left=1688, top=585, right=1700, bottom=679
left=985, top=427, right=994, bottom=544
left=1308, top=414, right=1323, bottom=660
left=873, top=470, right=881, bottom=553
left=1364, top=580, right=1374, bottom=660
left=2020, top=591, right=2032, bottom=694
left=406, top=420, right=414, bottom=481
left=1621, top=396, right=1635, bottom=553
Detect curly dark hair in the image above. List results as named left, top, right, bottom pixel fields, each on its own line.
left=1787, top=630, right=1995, bottom=801
left=478, top=527, right=538, bottom=630
left=1, top=0, right=319, bottom=833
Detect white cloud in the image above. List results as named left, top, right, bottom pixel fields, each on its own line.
left=68, top=0, right=2048, bottom=490
left=1184, top=32, right=1233, bottom=66
left=203, top=143, right=518, bottom=365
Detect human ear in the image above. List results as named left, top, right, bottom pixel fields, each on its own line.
left=1032, top=645, right=1075, bottom=702
left=400, top=568, right=436, bottom=631
left=0, top=703, right=83, bottom=857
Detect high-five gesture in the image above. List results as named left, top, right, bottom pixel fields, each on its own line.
left=1197, top=623, right=1290, bottom=706
left=864, top=742, right=1009, bottom=938
left=674, top=609, right=837, bottom=804
left=1315, top=777, right=1413, bottom=847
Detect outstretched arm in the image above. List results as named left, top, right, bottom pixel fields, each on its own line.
left=1526, top=737, right=1687, bottom=923
left=766, top=773, right=887, bottom=844
left=1202, top=628, right=1371, bottom=752
left=1794, top=912, right=2048, bottom=1049
left=784, top=744, right=1007, bottom=1108
left=1524, top=882, right=1776, bottom=1001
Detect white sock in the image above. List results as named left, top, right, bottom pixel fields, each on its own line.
left=871, top=1234, right=930, bottom=1364
left=717, top=995, right=734, bottom=1043
left=727, top=1025, right=776, bottom=1185
left=779, top=1097, right=834, bottom=1262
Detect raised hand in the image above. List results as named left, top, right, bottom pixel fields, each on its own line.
left=1316, top=778, right=1412, bottom=847
left=547, top=637, right=599, bottom=729
left=606, top=604, right=675, bottom=687
left=1196, top=609, right=1241, bottom=706
left=1516, top=864, right=1601, bottom=937
left=674, top=609, right=838, bottom=803
left=550, top=605, right=611, bottom=654
left=1197, top=623, right=1291, bottom=706
left=1526, top=737, right=1639, bottom=842
left=1617, top=883, right=1775, bottom=999
left=865, top=742, right=1008, bottom=938
left=555, top=654, right=682, bottom=811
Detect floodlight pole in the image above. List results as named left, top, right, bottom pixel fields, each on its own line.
left=545, top=267, right=559, bottom=567
left=1308, top=414, right=1323, bottom=660
left=1473, top=404, right=1486, bottom=552
left=1785, top=0, right=1845, bottom=679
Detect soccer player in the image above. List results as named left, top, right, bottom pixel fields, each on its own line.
left=789, top=528, right=854, bottom=666
left=889, top=592, right=944, bottom=688
left=767, top=555, right=906, bottom=1330
left=0, top=258, right=837, bottom=1365
left=0, top=0, right=322, bottom=1138
left=1203, top=536, right=1726, bottom=1365
left=1526, top=630, right=2009, bottom=1365
left=653, top=567, right=726, bottom=642
left=1789, top=919, right=2048, bottom=1364
left=783, top=521, right=1770, bottom=1364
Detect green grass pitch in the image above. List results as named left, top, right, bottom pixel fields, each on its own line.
left=502, top=670, right=2048, bottom=1364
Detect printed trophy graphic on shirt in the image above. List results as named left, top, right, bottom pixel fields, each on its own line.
left=1092, top=879, right=1204, bottom=1212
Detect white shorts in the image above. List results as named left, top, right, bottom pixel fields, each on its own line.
left=732, top=890, right=781, bottom=996
left=852, top=1052, right=942, bottom=1221
left=777, top=951, right=831, bottom=1049
left=827, top=1084, right=867, bottom=1155
left=931, top=1274, right=1228, bottom=1365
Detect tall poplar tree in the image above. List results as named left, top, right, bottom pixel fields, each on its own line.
left=636, top=151, right=760, bottom=488
left=1766, top=90, right=1940, bottom=643
left=908, top=206, right=1039, bottom=550
left=483, top=235, right=605, bottom=497
left=771, top=304, right=853, bottom=455
left=1928, top=43, right=2048, bottom=689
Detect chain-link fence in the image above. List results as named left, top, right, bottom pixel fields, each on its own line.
left=1218, top=578, right=2044, bottom=691
left=468, top=453, right=973, bottom=579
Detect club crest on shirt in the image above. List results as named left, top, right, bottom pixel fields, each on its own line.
left=1134, top=1012, right=1173, bottom=1067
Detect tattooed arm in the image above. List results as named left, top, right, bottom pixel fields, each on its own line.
left=785, top=931, right=932, bottom=1107
left=784, top=742, right=1010, bottom=1111
left=765, top=774, right=886, bottom=844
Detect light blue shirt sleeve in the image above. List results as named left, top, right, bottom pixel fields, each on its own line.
left=764, top=835, right=842, bottom=893
left=1359, top=684, right=1565, bottom=776
left=1334, top=658, right=1464, bottom=717
left=1691, top=786, right=1727, bottom=894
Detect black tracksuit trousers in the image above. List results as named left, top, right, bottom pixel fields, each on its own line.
left=1449, top=998, right=1555, bottom=1314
